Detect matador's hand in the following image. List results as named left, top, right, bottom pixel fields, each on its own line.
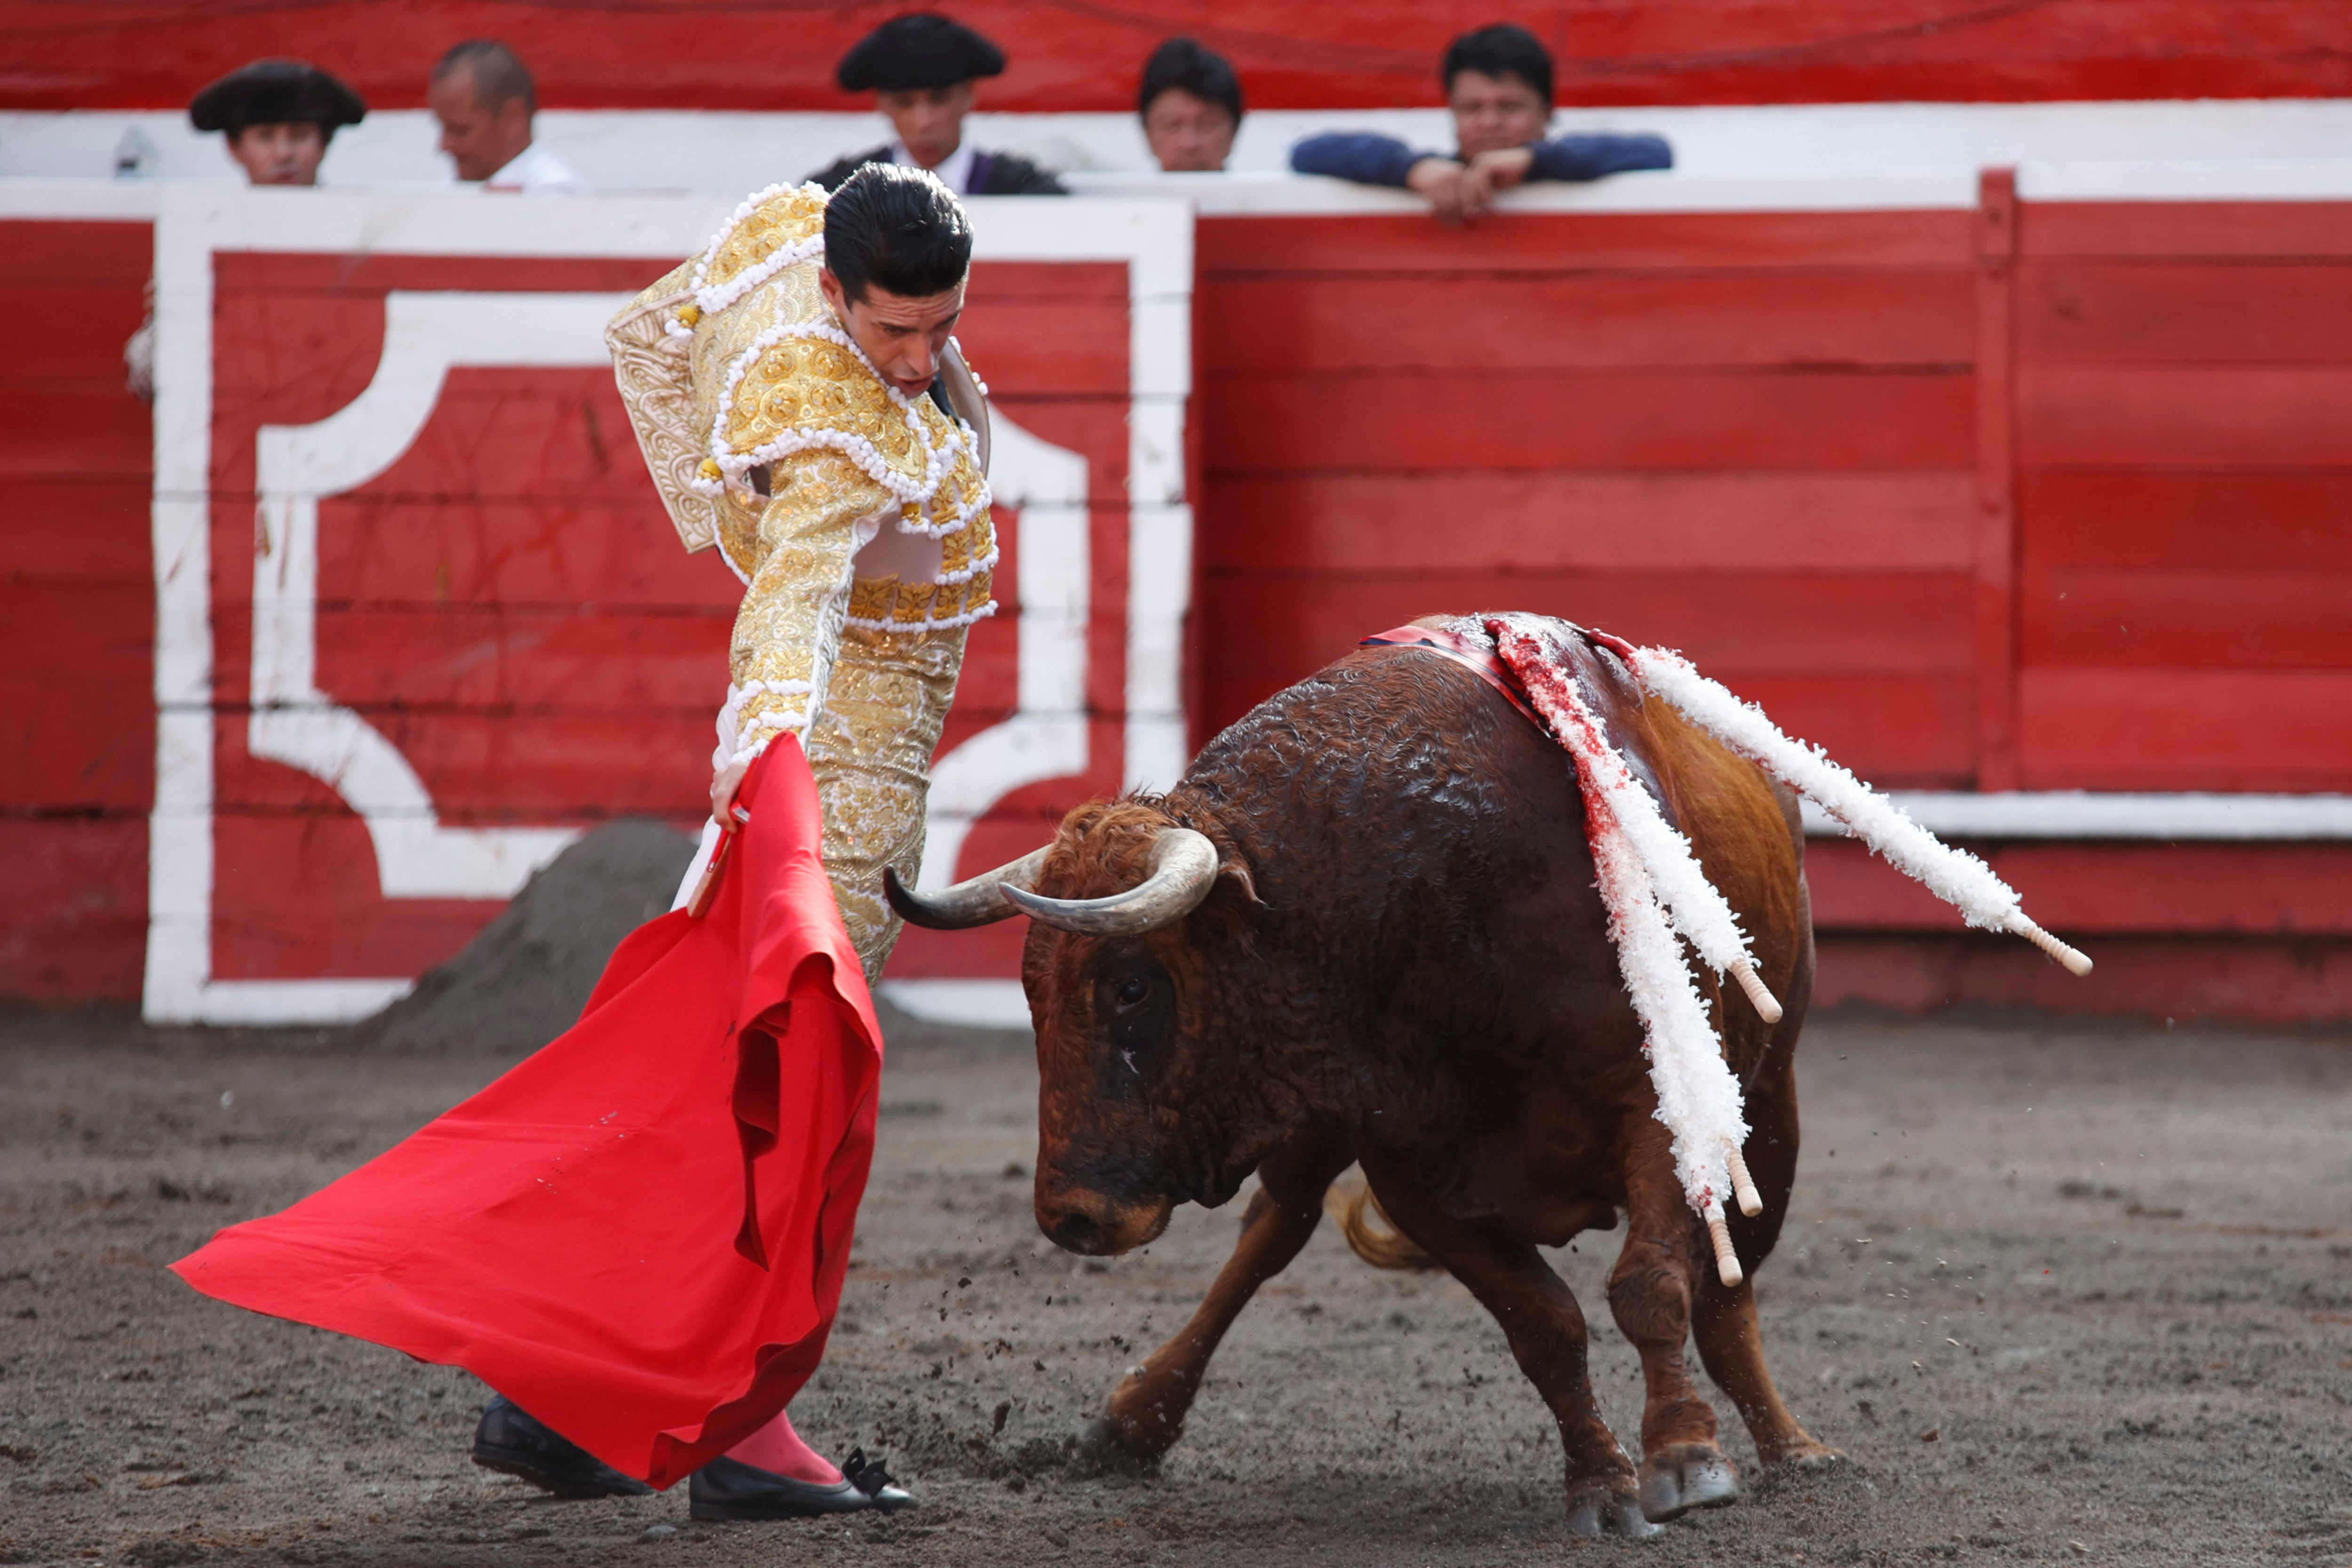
left=710, top=758, right=751, bottom=826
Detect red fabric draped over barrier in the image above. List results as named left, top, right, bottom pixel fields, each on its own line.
left=169, top=738, right=879, bottom=1489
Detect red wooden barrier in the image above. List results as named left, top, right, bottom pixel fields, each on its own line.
left=10, top=1, right=2352, bottom=112
left=6, top=177, right=2351, bottom=1023
left=0, top=222, right=153, bottom=998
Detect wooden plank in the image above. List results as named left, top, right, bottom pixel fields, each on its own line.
left=2020, top=470, right=2352, bottom=572
left=304, top=608, right=732, bottom=710
left=0, top=284, right=152, bottom=382
left=1203, top=367, right=1974, bottom=472
left=0, top=385, right=149, bottom=481
left=1201, top=569, right=1975, bottom=680
left=2020, top=258, right=2352, bottom=364
left=968, top=262, right=1127, bottom=301
left=212, top=804, right=506, bottom=980
left=0, top=481, right=151, bottom=580
left=1200, top=471, right=1977, bottom=573
left=2018, top=669, right=2352, bottom=791
left=949, top=297, right=1127, bottom=395
left=1972, top=167, right=2020, bottom=789
left=213, top=253, right=675, bottom=295
left=2019, top=364, right=2352, bottom=468
left=0, top=817, right=147, bottom=1000
left=0, top=222, right=151, bottom=287
left=1721, top=673, right=1977, bottom=788
left=215, top=713, right=715, bottom=817
left=2023, top=201, right=2352, bottom=260
left=20, top=1, right=2352, bottom=114
left=1197, top=270, right=1975, bottom=373
left=0, top=580, right=153, bottom=808
left=1200, top=664, right=1974, bottom=788
left=1199, top=211, right=1977, bottom=276
left=1815, top=933, right=2352, bottom=1025
left=2021, top=569, right=2352, bottom=669
left=311, top=498, right=746, bottom=608
left=1808, top=839, right=2352, bottom=935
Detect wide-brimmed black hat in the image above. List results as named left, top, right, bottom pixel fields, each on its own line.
left=189, top=59, right=367, bottom=134
left=836, top=14, right=1006, bottom=93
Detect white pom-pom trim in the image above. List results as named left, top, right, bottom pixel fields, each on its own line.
left=1476, top=615, right=1752, bottom=1220
left=1623, top=645, right=2086, bottom=977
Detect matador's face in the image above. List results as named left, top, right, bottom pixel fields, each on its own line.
left=819, top=269, right=967, bottom=399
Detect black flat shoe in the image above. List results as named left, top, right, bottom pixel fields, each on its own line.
left=689, top=1455, right=874, bottom=1521
left=470, top=1394, right=652, bottom=1499
left=843, top=1448, right=918, bottom=1512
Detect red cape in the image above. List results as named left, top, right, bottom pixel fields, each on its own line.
left=171, top=740, right=881, bottom=1489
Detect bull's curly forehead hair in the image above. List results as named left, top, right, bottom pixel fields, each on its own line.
left=1041, top=798, right=1182, bottom=899
left=824, top=164, right=973, bottom=303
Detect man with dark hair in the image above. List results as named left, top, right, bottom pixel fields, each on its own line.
left=1291, top=22, right=1669, bottom=224
left=429, top=38, right=588, bottom=192
left=1139, top=36, right=1243, bottom=173
left=810, top=13, right=1063, bottom=196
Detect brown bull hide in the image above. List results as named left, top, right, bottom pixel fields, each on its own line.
left=1007, top=635, right=1840, bottom=1536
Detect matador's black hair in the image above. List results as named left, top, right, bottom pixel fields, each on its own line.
left=823, top=163, right=973, bottom=303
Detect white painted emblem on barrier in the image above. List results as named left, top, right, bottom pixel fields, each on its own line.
left=250, top=292, right=621, bottom=899
left=125, top=186, right=1195, bottom=1025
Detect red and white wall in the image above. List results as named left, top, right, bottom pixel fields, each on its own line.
left=8, top=0, right=2352, bottom=1026
left=0, top=183, right=1189, bottom=1027
left=9, top=167, right=2352, bottom=1027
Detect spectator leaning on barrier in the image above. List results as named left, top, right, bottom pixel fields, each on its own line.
left=1139, top=37, right=1243, bottom=173
left=131, top=59, right=366, bottom=398
left=1290, top=24, right=1669, bottom=225
left=810, top=13, right=1064, bottom=196
left=429, top=39, right=588, bottom=193
left=187, top=57, right=366, bottom=187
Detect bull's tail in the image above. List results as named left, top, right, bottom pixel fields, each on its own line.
left=1324, top=1171, right=1443, bottom=1272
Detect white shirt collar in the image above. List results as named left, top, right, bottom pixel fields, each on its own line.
left=888, top=140, right=976, bottom=196
left=484, top=141, right=590, bottom=194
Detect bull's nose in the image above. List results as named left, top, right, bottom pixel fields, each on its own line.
left=1050, top=1210, right=1105, bottom=1255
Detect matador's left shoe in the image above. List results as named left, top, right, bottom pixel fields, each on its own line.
left=470, top=1395, right=653, bottom=1499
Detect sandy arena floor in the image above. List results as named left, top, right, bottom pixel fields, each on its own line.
left=3, top=1003, right=2350, bottom=1567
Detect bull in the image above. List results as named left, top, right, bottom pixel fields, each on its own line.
left=886, top=628, right=1841, bottom=1536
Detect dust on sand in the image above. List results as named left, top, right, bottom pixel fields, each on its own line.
left=3, top=843, right=2348, bottom=1566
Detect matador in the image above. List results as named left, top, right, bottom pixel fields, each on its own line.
left=172, top=165, right=995, bottom=1522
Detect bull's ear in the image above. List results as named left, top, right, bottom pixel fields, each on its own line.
left=1215, top=854, right=1263, bottom=908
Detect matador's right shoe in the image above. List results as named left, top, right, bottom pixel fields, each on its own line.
left=470, top=1394, right=653, bottom=1499
left=687, top=1455, right=879, bottom=1520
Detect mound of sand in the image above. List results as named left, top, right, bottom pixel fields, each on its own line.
left=348, top=820, right=697, bottom=1058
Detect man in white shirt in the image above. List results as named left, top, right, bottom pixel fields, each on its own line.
left=428, top=39, right=589, bottom=194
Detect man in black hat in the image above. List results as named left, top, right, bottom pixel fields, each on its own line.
left=187, top=57, right=366, bottom=187
left=809, top=13, right=1064, bottom=196
left=132, top=59, right=366, bottom=398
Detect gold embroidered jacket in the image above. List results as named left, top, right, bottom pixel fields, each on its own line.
left=605, top=183, right=996, bottom=764
left=605, top=183, right=996, bottom=976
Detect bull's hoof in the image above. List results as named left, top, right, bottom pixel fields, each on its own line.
left=1565, top=1488, right=1663, bottom=1540
left=1638, top=1443, right=1740, bottom=1522
left=1073, top=1414, right=1164, bottom=1477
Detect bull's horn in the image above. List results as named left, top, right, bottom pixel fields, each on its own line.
left=882, top=847, right=1050, bottom=931
left=998, top=828, right=1220, bottom=938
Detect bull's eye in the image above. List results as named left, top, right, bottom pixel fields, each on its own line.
left=1115, top=977, right=1148, bottom=1008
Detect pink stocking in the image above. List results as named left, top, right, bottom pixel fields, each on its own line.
left=723, top=1406, right=842, bottom=1485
